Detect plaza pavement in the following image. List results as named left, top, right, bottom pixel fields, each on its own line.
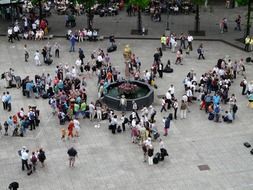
left=0, top=37, right=253, bottom=190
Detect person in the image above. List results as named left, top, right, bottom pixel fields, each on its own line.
left=67, top=120, right=74, bottom=139
left=158, top=61, right=163, bottom=78
left=147, top=144, right=154, bottom=165
left=180, top=100, right=187, bottom=119
left=73, top=118, right=80, bottom=137
left=172, top=99, right=178, bottom=120
left=24, top=44, right=29, bottom=62
left=37, top=148, right=46, bottom=167
left=160, top=34, right=166, bottom=51
left=34, top=50, right=41, bottom=66
left=187, top=34, right=193, bottom=51
left=164, top=114, right=172, bottom=136
left=197, top=44, right=205, bottom=60
left=20, top=147, right=30, bottom=171
left=89, top=102, right=95, bottom=121
left=54, top=42, right=60, bottom=58
left=222, top=111, right=233, bottom=123
left=160, top=97, right=167, bottom=112
left=119, top=95, right=127, bottom=111
left=69, top=34, right=77, bottom=52
left=61, top=128, right=66, bottom=141
left=6, top=91, right=11, bottom=111
left=67, top=147, right=78, bottom=167
left=159, top=138, right=169, bottom=161
left=2, top=92, right=7, bottom=110
left=8, top=27, right=13, bottom=43
left=30, top=151, right=37, bottom=171
left=234, top=15, right=241, bottom=31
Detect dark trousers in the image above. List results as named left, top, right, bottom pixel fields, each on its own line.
left=55, top=49, right=59, bottom=58
left=158, top=70, right=163, bottom=78
left=233, top=70, right=237, bottom=79
left=22, top=159, right=29, bottom=170
left=7, top=103, right=11, bottom=111
left=30, top=120, right=35, bottom=130
left=160, top=105, right=167, bottom=112
left=2, top=101, right=7, bottom=110
left=8, top=35, right=13, bottom=43
left=198, top=53, right=205, bottom=59
left=242, top=85, right=246, bottom=95
left=174, top=108, right=178, bottom=119
left=25, top=52, right=29, bottom=62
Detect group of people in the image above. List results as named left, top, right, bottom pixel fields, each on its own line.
left=1, top=106, right=40, bottom=137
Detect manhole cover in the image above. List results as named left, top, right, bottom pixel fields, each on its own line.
left=198, top=165, right=210, bottom=171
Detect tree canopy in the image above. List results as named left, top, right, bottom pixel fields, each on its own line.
left=235, top=0, right=249, bottom=6
left=191, top=0, right=205, bottom=5
left=127, top=0, right=150, bottom=9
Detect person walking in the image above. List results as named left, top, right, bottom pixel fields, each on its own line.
left=67, top=147, right=78, bottom=167
left=69, top=34, right=77, bottom=52
left=24, top=44, right=29, bottom=62
left=160, top=97, right=167, bottom=112
left=197, top=44, right=205, bottom=60
left=234, top=15, right=241, bottom=31
left=67, top=120, right=74, bottom=139
left=2, top=92, right=7, bottom=110
left=30, top=151, right=37, bottom=171
left=54, top=42, right=60, bottom=58
left=164, top=114, right=171, bottom=136
left=6, top=91, right=11, bottom=111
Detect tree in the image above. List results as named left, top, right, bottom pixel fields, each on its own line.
left=71, top=0, right=96, bottom=29
left=235, top=0, right=249, bottom=6
left=192, top=0, right=205, bottom=33
left=31, top=0, right=43, bottom=21
left=128, top=0, right=150, bottom=34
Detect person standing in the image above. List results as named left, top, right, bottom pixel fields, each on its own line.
left=179, top=33, right=186, bottom=49
left=158, top=61, right=163, bottom=78
left=73, top=118, right=80, bottom=137
left=2, top=92, right=7, bottom=110
left=24, top=44, right=29, bottom=62
left=173, top=99, right=178, bottom=120
left=67, top=120, right=74, bottom=139
left=30, top=152, right=37, bottom=171
left=241, top=77, right=247, bottom=95
left=34, top=50, right=41, bottom=66
left=180, top=100, right=187, bottom=119
left=164, top=114, right=171, bottom=136
left=89, top=102, right=95, bottom=121
left=234, top=15, right=241, bottom=31
left=6, top=91, right=11, bottom=111
left=37, top=148, right=46, bottom=167
left=147, top=145, right=154, bottom=165
left=13, top=25, right=20, bottom=41
left=69, top=34, right=77, bottom=52
left=245, top=36, right=250, bottom=52
left=54, top=42, right=60, bottom=58
left=8, top=27, right=13, bottom=43
left=119, top=95, right=127, bottom=112
left=67, top=147, right=78, bottom=167
left=20, top=147, right=30, bottom=171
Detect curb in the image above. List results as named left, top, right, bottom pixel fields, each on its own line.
left=0, top=34, right=246, bottom=51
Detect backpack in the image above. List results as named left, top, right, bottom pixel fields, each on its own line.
left=31, top=155, right=37, bottom=164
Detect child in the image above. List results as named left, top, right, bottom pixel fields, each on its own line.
left=61, top=128, right=66, bottom=141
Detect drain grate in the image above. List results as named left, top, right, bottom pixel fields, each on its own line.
left=198, top=165, right=210, bottom=171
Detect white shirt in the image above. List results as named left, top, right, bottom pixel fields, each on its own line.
left=21, top=151, right=29, bottom=160
left=8, top=28, right=12, bottom=35
left=187, top=35, right=193, bottom=42
left=89, top=104, right=95, bottom=112
left=97, top=55, right=103, bottom=62
left=165, top=92, right=171, bottom=100
left=169, top=86, right=175, bottom=94
left=75, top=59, right=81, bottom=67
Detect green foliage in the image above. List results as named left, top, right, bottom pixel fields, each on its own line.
left=128, top=0, right=150, bottom=9
left=31, top=0, right=43, bottom=5
left=191, top=0, right=205, bottom=5
left=235, top=0, right=249, bottom=6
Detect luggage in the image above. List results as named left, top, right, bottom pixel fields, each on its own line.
left=107, top=44, right=117, bottom=53
left=208, top=113, right=214, bottom=120
left=153, top=152, right=161, bottom=164
left=153, top=132, right=160, bottom=140
left=45, top=58, right=53, bottom=65
left=117, top=126, right=122, bottom=133
left=244, top=142, right=251, bottom=148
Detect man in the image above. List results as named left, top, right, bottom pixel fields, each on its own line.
left=2, top=92, right=7, bottom=110
left=69, top=34, right=77, bottom=52
left=173, top=99, right=178, bottom=120
left=8, top=27, right=13, bottom=43
left=187, top=34, right=193, bottom=51
left=13, top=25, right=20, bottom=41
left=67, top=147, right=78, bottom=167
left=234, top=15, right=241, bottom=31
left=158, top=61, right=163, bottom=78
left=6, top=91, right=11, bottom=111
left=165, top=90, right=172, bottom=110
left=197, top=44, right=205, bottom=60
left=20, top=147, right=30, bottom=171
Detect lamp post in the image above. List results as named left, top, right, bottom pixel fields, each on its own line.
left=246, top=0, right=252, bottom=37
left=165, top=1, right=170, bottom=36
